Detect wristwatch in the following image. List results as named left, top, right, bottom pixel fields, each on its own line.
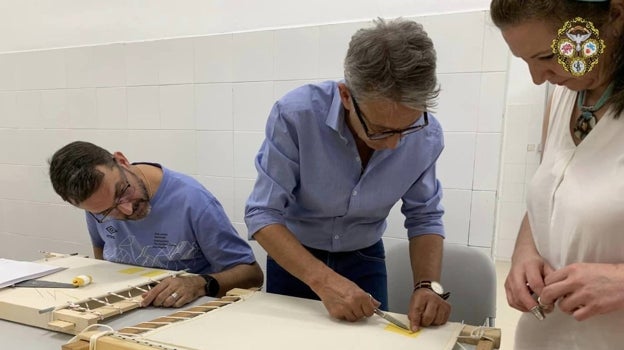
left=413, top=280, right=450, bottom=300
left=201, top=274, right=220, bottom=297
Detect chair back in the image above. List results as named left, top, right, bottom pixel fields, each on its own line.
left=385, top=238, right=496, bottom=326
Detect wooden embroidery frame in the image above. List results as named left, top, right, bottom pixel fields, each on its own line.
left=63, top=288, right=501, bottom=350
left=0, top=253, right=185, bottom=335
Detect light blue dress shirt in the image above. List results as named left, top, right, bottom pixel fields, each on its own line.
left=245, top=81, right=445, bottom=252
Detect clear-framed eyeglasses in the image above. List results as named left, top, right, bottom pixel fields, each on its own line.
left=351, top=95, right=428, bottom=140
left=88, top=166, right=135, bottom=223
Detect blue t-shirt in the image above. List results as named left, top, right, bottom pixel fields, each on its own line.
left=87, top=164, right=256, bottom=274
left=245, top=81, right=445, bottom=252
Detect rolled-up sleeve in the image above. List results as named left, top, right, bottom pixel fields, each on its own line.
left=402, top=137, right=445, bottom=239
left=245, top=102, right=299, bottom=239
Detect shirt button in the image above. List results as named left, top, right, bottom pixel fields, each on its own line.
left=356, top=156, right=360, bottom=162
left=352, top=190, right=357, bottom=196
left=334, top=235, right=339, bottom=240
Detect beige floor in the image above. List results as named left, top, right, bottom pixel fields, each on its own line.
left=494, top=260, right=522, bottom=350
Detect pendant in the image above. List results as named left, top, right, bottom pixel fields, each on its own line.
left=574, top=111, right=596, bottom=141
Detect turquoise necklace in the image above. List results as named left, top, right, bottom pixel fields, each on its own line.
left=575, top=82, right=614, bottom=141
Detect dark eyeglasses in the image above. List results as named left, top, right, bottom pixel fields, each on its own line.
left=351, top=95, right=428, bottom=140
left=89, top=166, right=135, bottom=223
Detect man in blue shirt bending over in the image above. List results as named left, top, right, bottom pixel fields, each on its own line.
left=49, top=141, right=263, bottom=308
left=245, top=18, right=449, bottom=332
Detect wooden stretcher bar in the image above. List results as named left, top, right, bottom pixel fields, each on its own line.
left=62, top=289, right=501, bottom=350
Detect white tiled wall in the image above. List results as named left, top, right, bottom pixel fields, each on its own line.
left=0, top=11, right=512, bottom=262
left=494, top=54, right=548, bottom=261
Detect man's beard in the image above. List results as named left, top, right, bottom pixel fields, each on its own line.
left=124, top=181, right=151, bottom=221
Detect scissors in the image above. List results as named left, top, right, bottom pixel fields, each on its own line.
left=374, top=308, right=411, bottom=332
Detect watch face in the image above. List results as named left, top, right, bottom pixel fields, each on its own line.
left=431, top=281, right=444, bottom=294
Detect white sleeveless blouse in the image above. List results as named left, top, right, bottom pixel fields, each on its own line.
left=515, top=86, right=624, bottom=349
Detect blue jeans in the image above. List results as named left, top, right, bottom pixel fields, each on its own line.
left=266, top=239, right=388, bottom=311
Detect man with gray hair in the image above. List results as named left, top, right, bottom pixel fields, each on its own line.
left=245, top=18, right=449, bottom=331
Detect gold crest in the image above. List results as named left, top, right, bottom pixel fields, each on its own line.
left=551, top=17, right=605, bottom=76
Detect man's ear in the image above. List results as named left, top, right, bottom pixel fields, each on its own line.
left=112, top=152, right=131, bottom=167
left=337, top=82, right=352, bottom=109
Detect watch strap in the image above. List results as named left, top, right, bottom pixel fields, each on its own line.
left=413, top=280, right=450, bottom=300
left=201, top=274, right=220, bottom=297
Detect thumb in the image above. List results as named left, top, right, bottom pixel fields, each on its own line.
left=543, top=263, right=556, bottom=277
left=368, top=293, right=381, bottom=308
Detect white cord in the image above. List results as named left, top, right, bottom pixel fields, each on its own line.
left=65, top=324, right=115, bottom=350
left=455, top=321, right=496, bottom=350
left=89, top=329, right=116, bottom=350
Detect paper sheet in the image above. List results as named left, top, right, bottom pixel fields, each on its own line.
left=0, top=258, right=65, bottom=289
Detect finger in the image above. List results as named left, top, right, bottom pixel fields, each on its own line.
left=363, top=294, right=379, bottom=317
left=557, top=292, right=587, bottom=315
left=504, top=279, right=522, bottom=311
left=369, top=294, right=381, bottom=309
left=543, top=263, right=556, bottom=277
left=536, top=290, right=554, bottom=307
left=419, top=299, right=439, bottom=327
left=506, top=271, right=532, bottom=310
left=173, top=293, right=190, bottom=308
left=140, top=290, right=156, bottom=307
left=525, top=274, right=545, bottom=296
left=572, top=304, right=592, bottom=321
left=141, top=283, right=167, bottom=307
left=141, top=281, right=167, bottom=306
left=409, top=311, right=423, bottom=332
left=537, top=285, right=561, bottom=309
left=343, top=309, right=359, bottom=322
left=541, top=281, right=573, bottom=306
left=143, top=279, right=174, bottom=306
left=163, top=292, right=184, bottom=307
left=537, top=296, right=555, bottom=314
left=432, top=304, right=448, bottom=325
left=518, top=281, right=541, bottom=312
left=504, top=277, right=521, bottom=310
left=162, top=291, right=179, bottom=308
left=351, top=304, right=366, bottom=320
left=153, top=286, right=176, bottom=307
left=408, top=291, right=429, bottom=331
left=544, top=266, right=568, bottom=285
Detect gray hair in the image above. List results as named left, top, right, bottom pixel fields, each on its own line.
left=344, top=18, right=439, bottom=110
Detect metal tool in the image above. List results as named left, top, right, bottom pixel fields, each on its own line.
left=374, top=308, right=411, bottom=332
left=529, top=305, right=545, bottom=320
left=13, top=280, right=77, bottom=288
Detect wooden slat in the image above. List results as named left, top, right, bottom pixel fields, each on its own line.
left=61, top=340, right=90, bottom=350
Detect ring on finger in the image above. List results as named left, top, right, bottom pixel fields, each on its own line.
left=537, top=296, right=554, bottom=311
left=170, top=292, right=179, bottom=299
